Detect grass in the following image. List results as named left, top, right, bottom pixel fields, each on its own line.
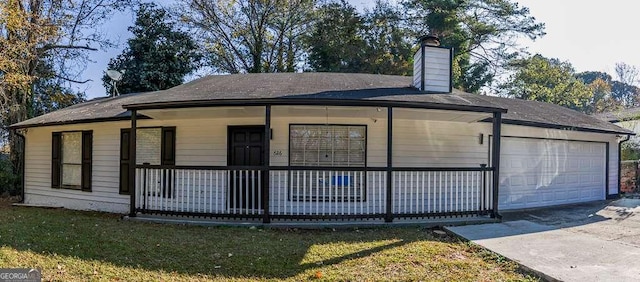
left=0, top=203, right=537, bottom=281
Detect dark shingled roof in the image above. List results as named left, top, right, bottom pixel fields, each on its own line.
left=594, top=107, right=640, bottom=123
left=118, top=73, right=504, bottom=112
left=11, top=73, right=633, bottom=135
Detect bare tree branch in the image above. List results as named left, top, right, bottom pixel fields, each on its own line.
left=180, top=0, right=313, bottom=73
left=54, top=74, right=92, bottom=84
left=39, top=44, right=98, bottom=52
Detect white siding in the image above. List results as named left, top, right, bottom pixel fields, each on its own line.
left=25, top=122, right=130, bottom=212
left=22, top=107, right=621, bottom=213
left=173, top=117, right=264, bottom=166
left=393, top=119, right=491, bottom=167
left=413, top=49, right=422, bottom=88
left=412, top=46, right=452, bottom=93
left=23, top=112, right=381, bottom=213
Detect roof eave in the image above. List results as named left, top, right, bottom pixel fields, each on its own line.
left=9, top=115, right=151, bottom=130
left=121, top=98, right=508, bottom=114
left=484, top=118, right=636, bottom=136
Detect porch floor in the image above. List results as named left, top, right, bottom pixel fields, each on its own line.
left=124, top=214, right=499, bottom=229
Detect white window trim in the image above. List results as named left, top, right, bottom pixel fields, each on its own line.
left=61, top=131, right=82, bottom=188
left=288, top=124, right=367, bottom=202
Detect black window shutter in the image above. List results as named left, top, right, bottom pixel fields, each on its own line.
left=51, top=132, right=62, bottom=188
left=81, top=131, right=93, bottom=192
left=119, top=129, right=131, bottom=195
left=161, top=127, right=176, bottom=166
left=161, top=127, right=176, bottom=197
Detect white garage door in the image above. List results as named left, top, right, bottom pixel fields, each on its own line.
left=499, top=137, right=606, bottom=210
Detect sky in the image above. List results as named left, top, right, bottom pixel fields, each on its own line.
left=80, top=0, right=640, bottom=99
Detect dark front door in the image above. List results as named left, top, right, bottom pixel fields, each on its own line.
left=228, top=126, right=265, bottom=211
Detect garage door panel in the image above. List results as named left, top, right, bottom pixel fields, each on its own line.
left=583, top=189, right=598, bottom=199
left=542, top=191, right=555, bottom=202
left=526, top=176, right=537, bottom=186
left=553, top=175, right=565, bottom=185
left=509, top=175, right=525, bottom=187
left=579, top=173, right=592, bottom=184
left=568, top=159, right=580, bottom=169
left=500, top=138, right=606, bottom=210
left=567, top=190, right=580, bottom=199
left=506, top=159, right=525, bottom=169
left=524, top=193, right=540, bottom=204
left=591, top=160, right=605, bottom=170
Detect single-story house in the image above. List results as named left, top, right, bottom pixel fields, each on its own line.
left=11, top=36, right=633, bottom=223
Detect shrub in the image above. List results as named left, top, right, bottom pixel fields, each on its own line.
left=0, top=156, right=19, bottom=196
left=622, top=141, right=640, bottom=161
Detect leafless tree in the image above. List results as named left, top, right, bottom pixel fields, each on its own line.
left=615, top=62, right=639, bottom=86
left=178, top=0, right=315, bottom=73
left=0, top=0, right=133, bottom=195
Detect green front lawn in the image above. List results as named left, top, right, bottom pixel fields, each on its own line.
left=0, top=204, right=535, bottom=281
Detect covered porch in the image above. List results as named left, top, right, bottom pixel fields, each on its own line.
left=126, top=102, right=504, bottom=223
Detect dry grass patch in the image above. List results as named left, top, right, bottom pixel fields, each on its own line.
left=0, top=205, right=536, bottom=281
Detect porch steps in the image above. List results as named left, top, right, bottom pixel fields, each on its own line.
left=124, top=214, right=499, bottom=229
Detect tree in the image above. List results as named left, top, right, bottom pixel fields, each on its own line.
left=622, top=141, right=640, bottom=161
left=359, top=0, right=414, bottom=75
left=305, top=0, right=414, bottom=75
left=403, top=0, right=546, bottom=92
left=1, top=0, right=132, bottom=121
left=587, top=78, right=619, bottom=114
left=0, top=0, right=130, bottom=196
left=576, top=70, right=640, bottom=108
left=305, top=1, right=366, bottom=72
left=32, top=62, right=86, bottom=117
left=179, top=0, right=315, bottom=73
left=615, top=62, right=639, bottom=86
left=0, top=0, right=57, bottom=127
left=103, top=3, right=201, bottom=95
left=499, top=54, right=593, bottom=112
left=575, top=71, right=612, bottom=85
left=0, top=0, right=57, bottom=196
left=614, top=63, right=640, bottom=106
left=32, top=83, right=86, bottom=117
left=611, top=80, right=640, bottom=107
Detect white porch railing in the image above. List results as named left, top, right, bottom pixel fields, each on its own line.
left=135, top=168, right=264, bottom=217
left=269, top=170, right=386, bottom=218
left=134, top=165, right=493, bottom=221
left=392, top=170, right=491, bottom=216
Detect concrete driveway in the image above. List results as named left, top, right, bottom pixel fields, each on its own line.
left=445, top=199, right=640, bottom=282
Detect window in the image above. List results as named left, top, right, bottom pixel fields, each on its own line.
left=61, top=132, right=82, bottom=187
left=289, top=125, right=366, bottom=202
left=136, top=128, right=162, bottom=165
left=290, top=125, right=366, bottom=167
left=119, top=127, right=176, bottom=195
left=52, top=131, right=92, bottom=191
